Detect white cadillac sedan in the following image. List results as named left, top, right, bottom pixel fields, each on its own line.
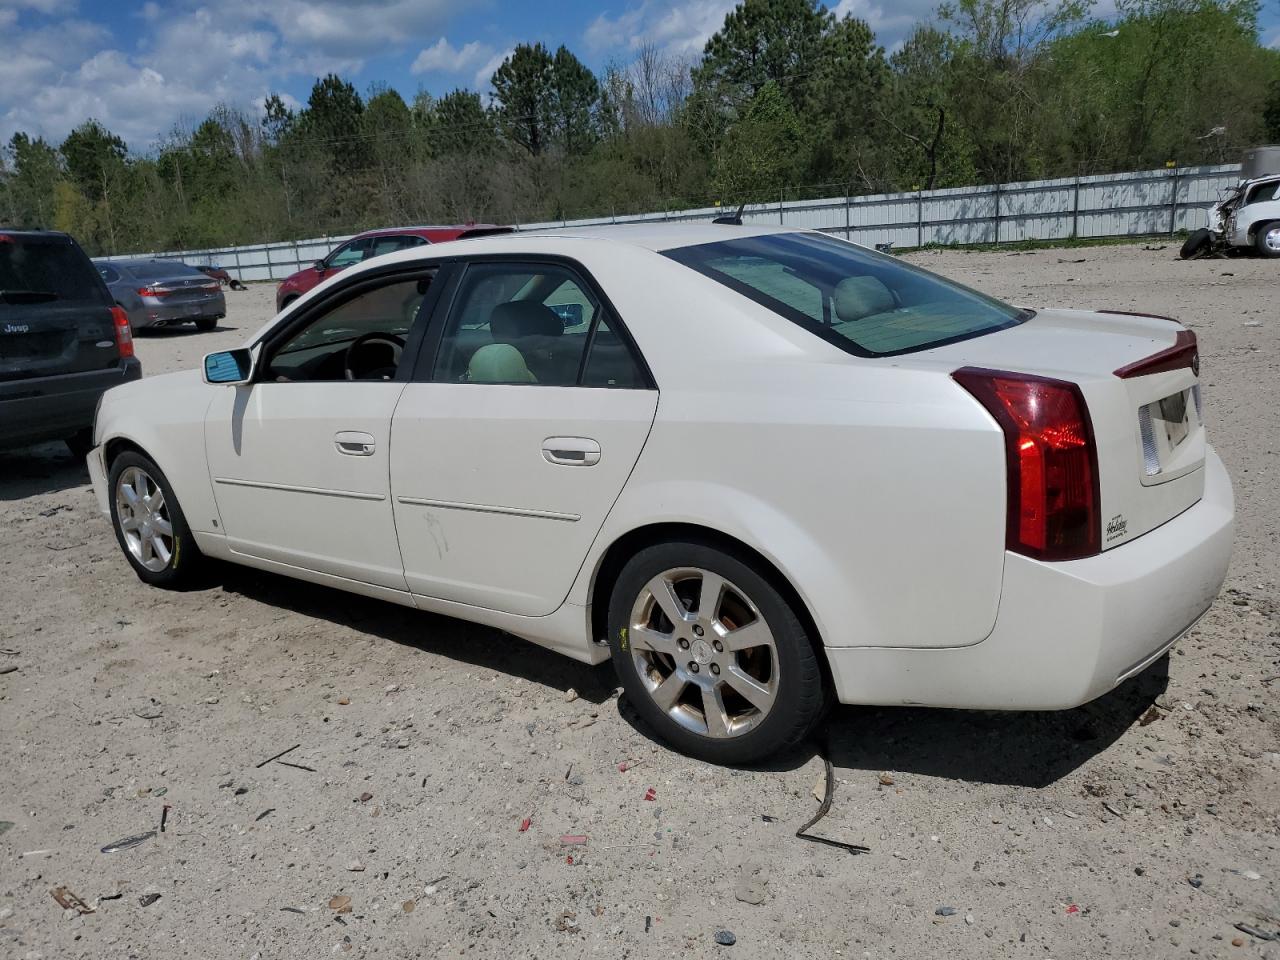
left=88, top=224, right=1234, bottom=764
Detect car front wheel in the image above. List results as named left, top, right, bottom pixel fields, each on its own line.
left=1254, top=222, right=1280, bottom=258
left=108, top=451, right=202, bottom=587
left=607, top=540, right=827, bottom=764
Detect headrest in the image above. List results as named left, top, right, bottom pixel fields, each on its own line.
left=466, top=343, right=537, bottom=383
left=490, top=301, right=563, bottom=342
left=833, top=276, right=895, bottom=323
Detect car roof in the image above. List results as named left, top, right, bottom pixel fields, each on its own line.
left=447, top=221, right=804, bottom=253
left=354, top=224, right=505, bottom=239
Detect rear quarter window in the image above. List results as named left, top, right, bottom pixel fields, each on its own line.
left=0, top=235, right=109, bottom=305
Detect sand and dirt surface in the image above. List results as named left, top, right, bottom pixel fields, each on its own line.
left=1, top=242, right=1277, bottom=959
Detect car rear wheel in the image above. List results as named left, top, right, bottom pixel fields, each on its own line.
left=1254, top=222, right=1280, bottom=258
left=606, top=540, right=827, bottom=764
left=108, top=451, right=203, bottom=587
left=195, top=317, right=218, bottom=332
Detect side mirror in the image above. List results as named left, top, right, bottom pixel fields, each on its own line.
left=203, top=348, right=255, bottom=385
left=313, top=260, right=326, bottom=272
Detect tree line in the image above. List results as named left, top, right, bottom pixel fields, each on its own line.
left=2, top=0, right=1277, bottom=256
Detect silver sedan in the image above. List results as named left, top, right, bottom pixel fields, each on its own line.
left=93, top=258, right=227, bottom=331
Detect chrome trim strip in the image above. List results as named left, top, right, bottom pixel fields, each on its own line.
left=396, top=496, right=580, bottom=522
left=213, top=477, right=385, bottom=502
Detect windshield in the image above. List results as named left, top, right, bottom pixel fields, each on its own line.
left=663, top=232, right=1028, bottom=357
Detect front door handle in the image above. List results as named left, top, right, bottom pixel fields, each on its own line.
left=335, top=431, right=376, bottom=456
left=542, top=437, right=600, bottom=466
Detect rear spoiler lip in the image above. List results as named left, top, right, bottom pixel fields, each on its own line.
left=1097, top=308, right=1180, bottom=324
left=1113, top=329, right=1199, bottom=379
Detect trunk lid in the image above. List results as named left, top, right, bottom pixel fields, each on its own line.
left=0, top=233, right=118, bottom=382
left=919, top=308, right=1204, bottom=550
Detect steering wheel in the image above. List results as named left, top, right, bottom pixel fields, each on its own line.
left=344, top=333, right=405, bottom=381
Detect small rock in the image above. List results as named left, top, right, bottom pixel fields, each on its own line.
left=1233, top=937, right=1244, bottom=947
left=714, top=930, right=737, bottom=946
left=347, top=860, right=365, bottom=872
left=402, top=900, right=415, bottom=913
left=878, top=773, right=894, bottom=786
left=359, top=792, right=373, bottom=803
left=563, top=688, right=579, bottom=703
left=385, top=684, right=399, bottom=694
left=1242, top=870, right=1262, bottom=881
left=1188, top=875, right=1203, bottom=888
left=965, top=914, right=975, bottom=925
left=734, top=863, right=769, bottom=905
left=138, top=893, right=160, bottom=907
left=234, top=786, right=248, bottom=796
left=936, top=906, right=957, bottom=917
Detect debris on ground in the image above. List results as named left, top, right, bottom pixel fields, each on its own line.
left=0, top=821, right=14, bottom=835
left=131, top=699, right=164, bottom=720
left=878, top=773, right=895, bottom=786
left=358, top=792, right=373, bottom=803
left=347, top=860, right=365, bottom=872
left=795, top=754, right=870, bottom=855
left=159, top=804, right=171, bottom=833
left=555, top=910, right=579, bottom=932
left=643, top=787, right=657, bottom=801
left=734, top=863, right=769, bottom=905
left=328, top=895, right=352, bottom=914
left=1138, top=705, right=1162, bottom=726
left=936, top=906, right=957, bottom=917
left=1234, top=923, right=1278, bottom=942
left=617, top=759, right=643, bottom=773
left=100, top=830, right=157, bottom=853
left=402, top=900, right=415, bottom=913
left=563, top=688, right=578, bottom=703
left=255, top=808, right=274, bottom=822
left=50, top=886, right=94, bottom=915
left=256, top=744, right=301, bottom=768
left=559, top=834, right=588, bottom=845
left=714, top=929, right=737, bottom=946
left=518, top=817, right=531, bottom=832
left=0, top=665, right=18, bottom=676
left=138, top=893, right=161, bottom=907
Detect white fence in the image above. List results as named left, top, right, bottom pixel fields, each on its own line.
left=109, top=162, right=1244, bottom=282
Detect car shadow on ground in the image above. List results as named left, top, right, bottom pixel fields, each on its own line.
left=213, top=561, right=618, bottom=706
left=616, top=656, right=1171, bottom=789
left=210, top=560, right=1167, bottom=786
left=0, top=442, right=90, bottom=500
left=136, top=323, right=239, bottom=337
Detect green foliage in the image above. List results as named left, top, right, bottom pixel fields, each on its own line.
left=2, top=0, right=1275, bottom=255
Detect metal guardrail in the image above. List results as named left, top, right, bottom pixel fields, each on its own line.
left=105, top=162, right=1243, bottom=282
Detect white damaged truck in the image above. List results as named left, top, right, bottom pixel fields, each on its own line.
left=1182, top=145, right=1280, bottom=259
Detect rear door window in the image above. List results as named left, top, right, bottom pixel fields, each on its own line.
left=0, top=235, right=109, bottom=305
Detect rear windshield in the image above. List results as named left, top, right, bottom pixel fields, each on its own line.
left=663, top=232, right=1027, bottom=357
left=126, top=261, right=206, bottom=281
left=0, top=235, right=108, bottom=305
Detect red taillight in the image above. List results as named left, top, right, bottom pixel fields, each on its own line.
left=111, top=305, right=134, bottom=359
left=1113, top=329, right=1199, bottom=379
left=953, top=367, right=1100, bottom=561
left=137, top=286, right=168, bottom=298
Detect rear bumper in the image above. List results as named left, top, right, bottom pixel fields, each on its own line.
left=136, top=297, right=226, bottom=327
left=0, top=359, right=142, bottom=449
left=826, top=447, right=1234, bottom=710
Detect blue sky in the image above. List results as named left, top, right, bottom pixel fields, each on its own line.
left=2, top=0, right=1278, bottom=151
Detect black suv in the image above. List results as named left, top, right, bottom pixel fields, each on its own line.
left=1, top=230, right=140, bottom=456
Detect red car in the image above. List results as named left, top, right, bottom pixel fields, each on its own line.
left=275, top=224, right=510, bottom=311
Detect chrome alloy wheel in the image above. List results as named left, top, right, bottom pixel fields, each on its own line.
left=115, top=466, right=174, bottom=573
left=1265, top=224, right=1280, bottom=254
left=628, top=567, right=779, bottom=738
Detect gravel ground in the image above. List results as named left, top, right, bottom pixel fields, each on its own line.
left=1, top=242, right=1277, bottom=960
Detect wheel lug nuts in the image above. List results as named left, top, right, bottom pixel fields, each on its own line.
left=710, top=664, right=720, bottom=675
left=688, top=662, right=699, bottom=673
left=712, top=640, right=723, bottom=652
left=678, top=638, right=690, bottom=650
left=693, top=625, right=704, bottom=637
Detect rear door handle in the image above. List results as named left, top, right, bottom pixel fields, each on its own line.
left=542, top=437, right=600, bottom=466
left=335, top=431, right=376, bottom=456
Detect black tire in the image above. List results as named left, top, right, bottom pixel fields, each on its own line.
left=65, top=428, right=94, bottom=460
left=280, top=295, right=299, bottom=310
left=1180, top=228, right=1211, bottom=260
left=606, top=539, right=827, bottom=764
left=195, top=316, right=218, bottom=332
left=1253, top=221, right=1280, bottom=258
left=107, top=451, right=203, bottom=587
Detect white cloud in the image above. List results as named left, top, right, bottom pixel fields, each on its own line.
left=584, top=0, right=735, bottom=58
left=471, top=48, right=512, bottom=93
left=0, top=0, right=78, bottom=13
left=411, top=38, right=495, bottom=75
left=832, top=0, right=933, bottom=46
